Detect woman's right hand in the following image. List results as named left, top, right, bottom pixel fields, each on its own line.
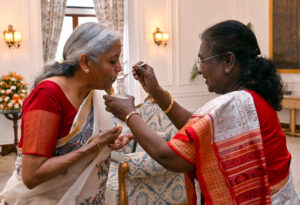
left=89, top=126, right=122, bottom=153
left=132, top=62, right=160, bottom=94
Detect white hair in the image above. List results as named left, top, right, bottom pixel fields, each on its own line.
left=34, top=22, right=120, bottom=86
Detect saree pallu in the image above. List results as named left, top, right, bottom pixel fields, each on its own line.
left=0, top=90, right=112, bottom=205
left=169, top=90, right=300, bottom=205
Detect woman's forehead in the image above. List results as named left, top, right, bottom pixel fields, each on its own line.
left=99, top=41, right=121, bottom=58
left=199, top=41, right=210, bottom=56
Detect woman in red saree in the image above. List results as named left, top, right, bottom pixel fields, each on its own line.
left=0, top=22, right=132, bottom=205
left=104, top=20, right=300, bottom=204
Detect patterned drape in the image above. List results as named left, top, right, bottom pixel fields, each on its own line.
left=93, top=0, right=125, bottom=95
left=41, top=0, right=67, bottom=63
left=93, top=0, right=124, bottom=34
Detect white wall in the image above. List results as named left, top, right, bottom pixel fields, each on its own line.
left=0, top=0, right=43, bottom=145
left=127, top=0, right=266, bottom=106
left=127, top=0, right=300, bottom=124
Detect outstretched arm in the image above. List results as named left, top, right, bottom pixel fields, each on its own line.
left=132, top=62, right=192, bottom=130
left=103, top=95, right=195, bottom=172
left=148, top=86, right=192, bottom=130
left=126, top=114, right=194, bottom=172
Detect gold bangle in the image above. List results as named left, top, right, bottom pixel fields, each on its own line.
left=90, top=137, right=102, bottom=153
left=125, top=111, right=139, bottom=125
left=163, top=90, right=174, bottom=114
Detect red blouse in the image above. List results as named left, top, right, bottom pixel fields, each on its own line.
left=18, top=81, right=77, bottom=157
left=247, top=90, right=291, bottom=185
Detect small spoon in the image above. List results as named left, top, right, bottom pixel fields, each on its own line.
left=117, top=62, right=147, bottom=80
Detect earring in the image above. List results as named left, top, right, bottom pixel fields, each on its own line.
left=86, top=69, right=89, bottom=73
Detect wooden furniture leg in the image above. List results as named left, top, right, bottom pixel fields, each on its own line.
left=119, top=161, right=129, bottom=205
left=290, top=108, right=296, bottom=135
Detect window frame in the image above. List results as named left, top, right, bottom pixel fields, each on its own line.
left=65, top=6, right=97, bottom=29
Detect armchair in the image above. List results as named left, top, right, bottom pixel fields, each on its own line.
left=105, top=98, right=187, bottom=205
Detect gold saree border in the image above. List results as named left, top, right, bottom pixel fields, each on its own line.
left=56, top=92, right=93, bottom=146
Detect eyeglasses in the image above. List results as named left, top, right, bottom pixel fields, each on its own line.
left=194, top=54, right=223, bottom=72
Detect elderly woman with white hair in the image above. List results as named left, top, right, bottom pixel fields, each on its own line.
left=0, top=22, right=132, bottom=205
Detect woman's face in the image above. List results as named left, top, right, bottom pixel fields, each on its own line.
left=198, top=41, right=228, bottom=94
left=90, top=40, right=122, bottom=90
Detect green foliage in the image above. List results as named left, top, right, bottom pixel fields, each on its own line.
left=190, top=64, right=199, bottom=81
left=246, top=22, right=253, bottom=31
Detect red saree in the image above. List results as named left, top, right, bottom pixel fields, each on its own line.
left=168, top=90, right=292, bottom=205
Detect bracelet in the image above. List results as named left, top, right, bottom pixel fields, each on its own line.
left=90, top=137, right=102, bottom=153
left=163, top=90, right=174, bottom=114
left=125, top=111, right=139, bottom=124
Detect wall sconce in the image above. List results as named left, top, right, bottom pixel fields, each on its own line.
left=3, top=25, right=22, bottom=48
left=153, top=27, right=169, bottom=46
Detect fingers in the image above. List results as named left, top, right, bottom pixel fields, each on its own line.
left=132, top=62, right=147, bottom=75
left=103, top=95, right=135, bottom=109
left=103, top=95, right=120, bottom=112
left=103, top=94, right=115, bottom=102
left=99, top=126, right=122, bottom=139
left=112, top=126, right=123, bottom=135
left=110, top=134, right=134, bottom=150
left=132, top=61, right=146, bottom=69
left=132, top=61, right=151, bottom=79
left=124, top=134, right=135, bottom=140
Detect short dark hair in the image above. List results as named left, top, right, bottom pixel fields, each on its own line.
left=201, top=20, right=283, bottom=111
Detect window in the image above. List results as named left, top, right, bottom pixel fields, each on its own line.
left=270, top=0, right=300, bottom=73
left=55, top=0, right=97, bottom=61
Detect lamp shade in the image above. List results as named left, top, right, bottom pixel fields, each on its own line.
left=153, top=27, right=169, bottom=46
left=3, top=25, right=21, bottom=48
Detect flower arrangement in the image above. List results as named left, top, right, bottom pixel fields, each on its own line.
left=0, top=72, right=28, bottom=110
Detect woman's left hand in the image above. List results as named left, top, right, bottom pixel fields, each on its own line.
left=103, top=95, right=136, bottom=121
left=110, top=134, right=135, bottom=150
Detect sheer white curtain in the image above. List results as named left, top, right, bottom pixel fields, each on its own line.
left=93, top=0, right=126, bottom=95
left=41, top=0, right=67, bottom=63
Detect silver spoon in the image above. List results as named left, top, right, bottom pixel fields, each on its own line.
left=117, top=62, right=147, bottom=80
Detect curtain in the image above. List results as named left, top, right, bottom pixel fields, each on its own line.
left=41, top=0, right=67, bottom=63
left=93, top=0, right=124, bottom=34
left=93, top=0, right=125, bottom=95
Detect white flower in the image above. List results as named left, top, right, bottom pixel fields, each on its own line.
left=4, top=96, right=9, bottom=102
left=13, top=94, right=19, bottom=98
left=0, top=104, right=3, bottom=109
left=5, top=89, right=11, bottom=94
left=11, top=85, right=16, bottom=90
left=19, top=100, right=23, bottom=105
left=0, top=90, right=4, bottom=93
left=8, top=103, right=13, bottom=107
left=21, top=89, right=26, bottom=93
left=10, top=100, right=15, bottom=104
left=0, top=82, right=2, bottom=85
left=14, top=104, right=19, bottom=109
left=11, top=77, right=16, bottom=81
